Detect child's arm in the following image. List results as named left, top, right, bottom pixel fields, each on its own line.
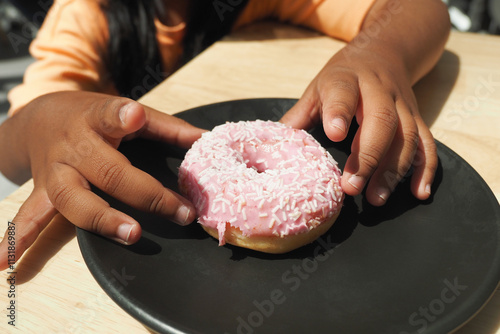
left=0, top=91, right=205, bottom=270
left=281, top=0, right=450, bottom=205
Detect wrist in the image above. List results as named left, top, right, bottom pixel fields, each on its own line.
left=355, top=0, right=450, bottom=85
left=0, top=111, right=32, bottom=184
left=338, top=41, right=411, bottom=84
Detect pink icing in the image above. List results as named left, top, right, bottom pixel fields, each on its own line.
left=178, top=120, right=344, bottom=245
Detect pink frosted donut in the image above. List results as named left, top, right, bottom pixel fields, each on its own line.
left=178, top=120, right=344, bottom=253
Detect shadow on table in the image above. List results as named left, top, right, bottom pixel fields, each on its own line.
left=413, top=49, right=460, bottom=128
left=15, top=214, right=75, bottom=285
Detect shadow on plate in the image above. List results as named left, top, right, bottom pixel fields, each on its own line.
left=358, top=157, right=444, bottom=227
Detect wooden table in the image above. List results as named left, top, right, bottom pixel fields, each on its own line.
left=1, top=22, right=499, bottom=333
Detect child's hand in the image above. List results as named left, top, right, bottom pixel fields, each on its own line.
left=0, top=91, right=205, bottom=270
left=283, top=0, right=449, bottom=206
left=281, top=47, right=437, bottom=206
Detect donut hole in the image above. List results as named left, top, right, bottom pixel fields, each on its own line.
left=244, top=159, right=268, bottom=173
left=239, top=142, right=280, bottom=174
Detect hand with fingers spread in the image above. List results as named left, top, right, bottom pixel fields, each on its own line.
left=281, top=0, right=450, bottom=206
left=0, top=91, right=205, bottom=270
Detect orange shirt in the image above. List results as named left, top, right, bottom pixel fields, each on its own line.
left=7, top=0, right=375, bottom=114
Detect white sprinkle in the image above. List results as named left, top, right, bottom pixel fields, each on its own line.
left=315, top=194, right=327, bottom=202
left=282, top=211, right=288, bottom=222
left=304, top=173, right=315, bottom=181
left=273, top=213, right=283, bottom=226
left=316, top=185, right=327, bottom=193
left=269, top=220, right=275, bottom=229
left=259, top=213, right=268, bottom=218
left=253, top=194, right=264, bottom=201
left=290, top=211, right=301, bottom=221
left=237, top=199, right=245, bottom=213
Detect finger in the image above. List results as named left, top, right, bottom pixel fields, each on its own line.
left=319, top=74, right=359, bottom=142
left=46, top=163, right=142, bottom=245
left=89, top=98, right=147, bottom=144
left=341, top=90, right=399, bottom=196
left=140, top=106, right=207, bottom=148
left=0, top=189, right=57, bottom=270
left=64, top=140, right=196, bottom=226
left=364, top=100, right=419, bottom=206
left=410, top=114, right=437, bottom=200
left=280, top=88, right=321, bottom=130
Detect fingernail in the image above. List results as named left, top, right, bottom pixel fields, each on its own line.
left=174, top=205, right=193, bottom=226
left=119, top=103, right=131, bottom=124
left=376, top=186, right=391, bottom=202
left=331, top=118, right=346, bottom=133
left=116, top=223, right=133, bottom=244
left=348, top=175, right=365, bottom=190
left=425, top=184, right=432, bottom=195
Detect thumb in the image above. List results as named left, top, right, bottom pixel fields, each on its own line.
left=142, top=106, right=207, bottom=148
left=0, top=188, right=57, bottom=270
left=91, top=99, right=147, bottom=144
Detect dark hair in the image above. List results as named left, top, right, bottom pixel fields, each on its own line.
left=102, top=0, right=249, bottom=99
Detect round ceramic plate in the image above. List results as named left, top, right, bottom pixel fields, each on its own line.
left=77, top=98, right=500, bottom=334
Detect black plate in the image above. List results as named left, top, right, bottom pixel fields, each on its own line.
left=77, top=98, right=500, bottom=334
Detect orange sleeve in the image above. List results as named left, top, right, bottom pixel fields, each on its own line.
left=234, top=0, right=376, bottom=42
left=7, top=0, right=115, bottom=115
